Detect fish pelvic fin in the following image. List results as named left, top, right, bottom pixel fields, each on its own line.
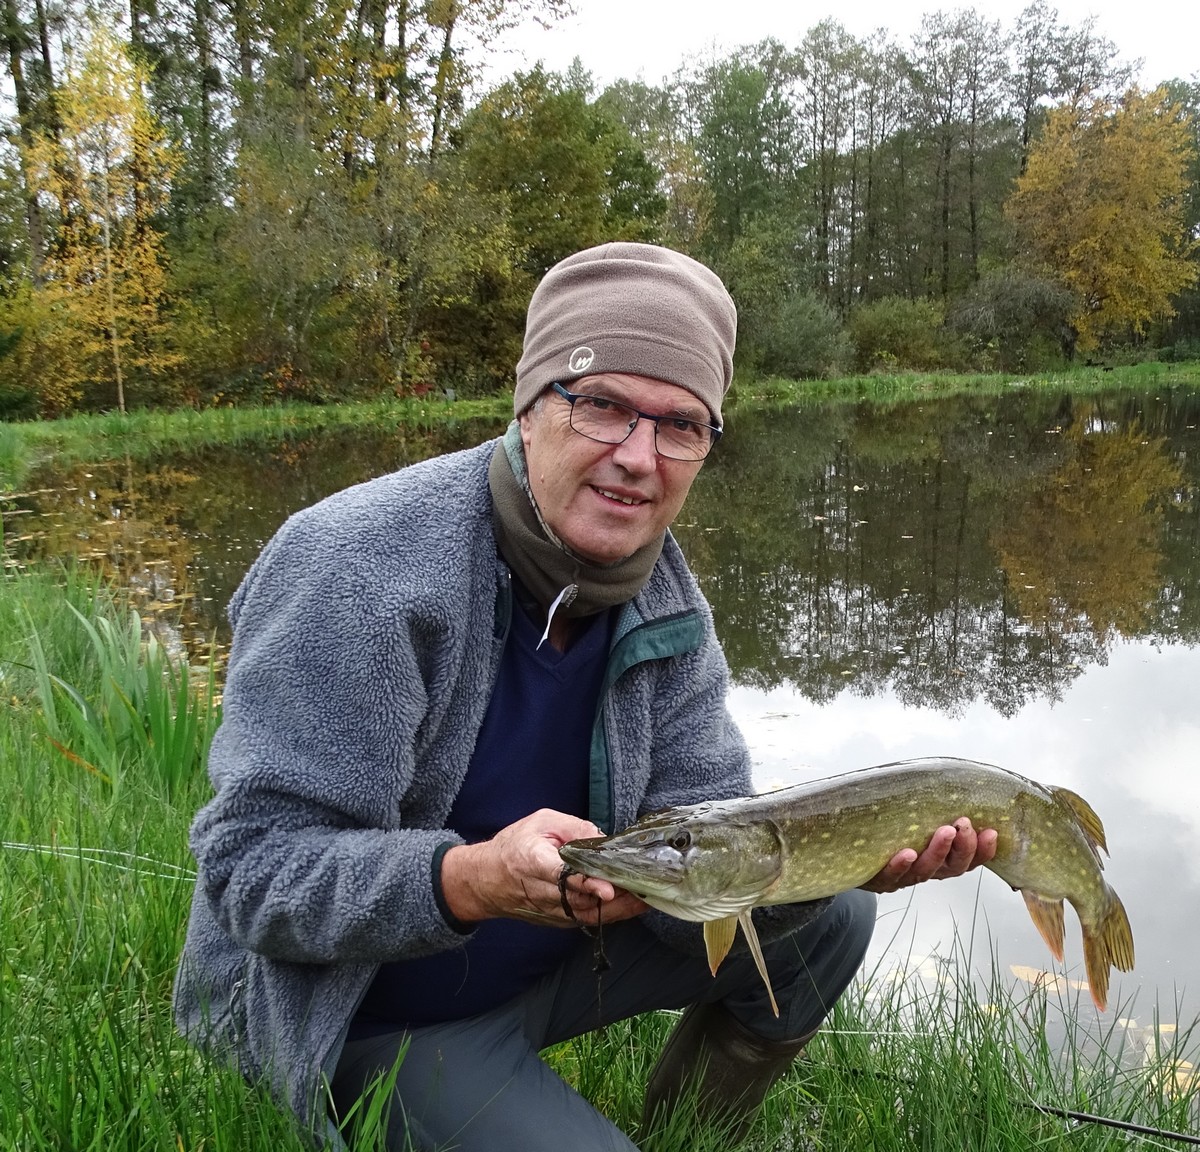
left=1082, top=890, right=1136, bottom=1013
left=738, top=909, right=780, bottom=1019
left=1050, top=786, right=1108, bottom=857
left=703, top=917, right=738, bottom=976
left=1021, top=890, right=1065, bottom=963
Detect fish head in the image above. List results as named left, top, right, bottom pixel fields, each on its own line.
left=559, top=808, right=784, bottom=920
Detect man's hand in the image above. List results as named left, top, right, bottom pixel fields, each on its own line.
left=439, top=809, right=648, bottom=929
left=860, top=818, right=999, bottom=894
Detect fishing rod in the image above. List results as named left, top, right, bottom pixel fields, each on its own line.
left=1022, top=1100, right=1200, bottom=1146
left=822, top=1052, right=1200, bottom=1147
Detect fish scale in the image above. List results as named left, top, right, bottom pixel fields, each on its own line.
left=560, top=757, right=1135, bottom=1015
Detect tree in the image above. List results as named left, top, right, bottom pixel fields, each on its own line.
left=850, top=32, right=914, bottom=302
left=795, top=21, right=857, bottom=298
left=690, top=44, right=800, bottom=254
left=1158, top=79, right=1200, bottom=352
left=1007, top=87, right=1199, bottom=355
left=598, top=75, right=710, bottom=250
left=19, top=20, right=180, bottom=412
left=945, top=268, right=1075, bottom=370
left=426, top=66, right=665, bottom=389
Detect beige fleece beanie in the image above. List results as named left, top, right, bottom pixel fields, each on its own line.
left=513, top=242, right=737, bottom=424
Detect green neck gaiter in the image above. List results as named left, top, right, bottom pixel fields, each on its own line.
left=487, top=422, right=664, bottom=619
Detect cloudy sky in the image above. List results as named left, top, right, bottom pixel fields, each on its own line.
left=486, top=0, right=1198, bottom=91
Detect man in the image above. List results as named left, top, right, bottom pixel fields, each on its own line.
left=175, top=242, right=995, bottom=1151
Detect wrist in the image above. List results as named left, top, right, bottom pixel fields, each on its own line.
left=431, top=842, right=474, bottom=934
left=438, top=843, right=488, bottom=924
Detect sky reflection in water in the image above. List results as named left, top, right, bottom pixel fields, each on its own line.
left=733, top=634, right=1198, bottom=1036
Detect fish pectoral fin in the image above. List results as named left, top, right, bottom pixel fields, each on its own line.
left=703, top=917, right=738, bottom=976
left=1021, top=890, right=1066, bottom=963
left=738, top=909, right=780, bottom=1019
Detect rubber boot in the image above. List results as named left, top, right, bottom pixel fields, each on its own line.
left=640, top=1000, right=817, bottom=1144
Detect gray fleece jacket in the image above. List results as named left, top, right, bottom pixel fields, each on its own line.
left=174, top=437, right=826, bottom=1133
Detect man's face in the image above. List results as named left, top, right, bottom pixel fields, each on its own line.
left=518, top=373, right=710, bottom=565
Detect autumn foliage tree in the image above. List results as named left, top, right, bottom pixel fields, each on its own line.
left=5, top=21, right=179, bottom=413
left=1006, top=87, right=1198, bottom=357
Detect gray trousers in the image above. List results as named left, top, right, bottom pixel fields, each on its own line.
left=329, top=890, right=876, bottom=1152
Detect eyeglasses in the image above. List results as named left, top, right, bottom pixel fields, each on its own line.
left=550, top=383, right=722, bottom=462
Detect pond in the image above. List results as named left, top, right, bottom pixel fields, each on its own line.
left=6, top=383, right=1199, bottom=1065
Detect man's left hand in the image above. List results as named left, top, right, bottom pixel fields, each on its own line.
left=861, top=818, right=998, bottom=894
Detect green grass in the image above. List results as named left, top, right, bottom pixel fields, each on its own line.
left=0, top=567, right=315, bottom=1150
left=3, top=566, right=1198, bottom=1150
left=739, top=360, right=1200, bottom=407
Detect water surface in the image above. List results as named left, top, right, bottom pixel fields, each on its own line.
left=7, top=385, right=1198, bottom=1058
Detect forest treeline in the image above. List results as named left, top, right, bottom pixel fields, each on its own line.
left=0, top=0, right=1197, bottom=417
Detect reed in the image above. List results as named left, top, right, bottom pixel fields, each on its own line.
left=0, top=567, right=309, bottom=1150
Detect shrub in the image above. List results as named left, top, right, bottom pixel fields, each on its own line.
left=757, top=292, right=852, bottom=380
left=848, top=296, right=946, bottom=373
left=945, top=270, right=1075, bottom=372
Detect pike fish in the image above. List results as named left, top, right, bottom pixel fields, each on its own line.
left=559, top=757, right=1134, bottom=1015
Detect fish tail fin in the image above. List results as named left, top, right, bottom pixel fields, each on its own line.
left=1082, top=890, right=1135, bottom=1013
left=1050, top=786, right=1108, bottom=856
left=1022, top=890, right=1065, bottom=963
left=737, top=909, right=780, bottom=1018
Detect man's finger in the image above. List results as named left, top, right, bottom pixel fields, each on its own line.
left=976, top=828, right=999, bottom=864
left=909, top=825, right=956, bottom=882
left=940, top=820, right=978, bottom=876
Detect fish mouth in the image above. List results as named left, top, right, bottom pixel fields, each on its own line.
left=559, top=839, right=686, bottom=893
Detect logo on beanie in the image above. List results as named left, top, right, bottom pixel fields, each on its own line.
left=567, top=346, right=595, bottom=374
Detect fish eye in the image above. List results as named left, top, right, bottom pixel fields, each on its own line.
left=669, top=830, right=691, bottom=852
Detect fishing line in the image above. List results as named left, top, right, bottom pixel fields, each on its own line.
left=558, top=863, right=610, bottom=972
left=2, top=840, right=196, bottom=881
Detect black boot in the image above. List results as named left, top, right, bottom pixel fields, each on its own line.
left=641, top=1001, right=817, bottom=1144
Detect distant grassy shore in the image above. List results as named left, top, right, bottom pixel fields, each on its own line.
left=3, top=361, right=1198, bottom=490
left=3, top=565, right=1198, bottom=1149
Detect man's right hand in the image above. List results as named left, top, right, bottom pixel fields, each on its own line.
left=439, top=809, right=648, bottom=929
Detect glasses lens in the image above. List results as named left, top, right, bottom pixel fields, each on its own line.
left=569, top=395, right=638, bottom=444
left=656, top=418, right=714, bottom=461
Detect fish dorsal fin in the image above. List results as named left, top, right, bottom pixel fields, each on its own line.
left=1050, top=786, right=1108, bottom=856
left=703, top=917, right=738, bottom=976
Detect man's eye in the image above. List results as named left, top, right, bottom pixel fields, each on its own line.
left=670, top=419, right=703, bottom=436
left=582, top=396, right=614, bottom=412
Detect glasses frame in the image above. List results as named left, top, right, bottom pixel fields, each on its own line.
left=549, top=382, right=723, bottom=462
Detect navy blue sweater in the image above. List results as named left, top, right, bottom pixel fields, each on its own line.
left=352, top=596, right=613, bottom=1031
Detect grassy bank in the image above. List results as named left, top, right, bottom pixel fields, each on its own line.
left=0, top=394, right=512, bottom=490
left=4, top=362, right=1199, bottom=490
left=740, top=359, right=1200, bottom=407
left=4, top=567, right=1198, bottom=1149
